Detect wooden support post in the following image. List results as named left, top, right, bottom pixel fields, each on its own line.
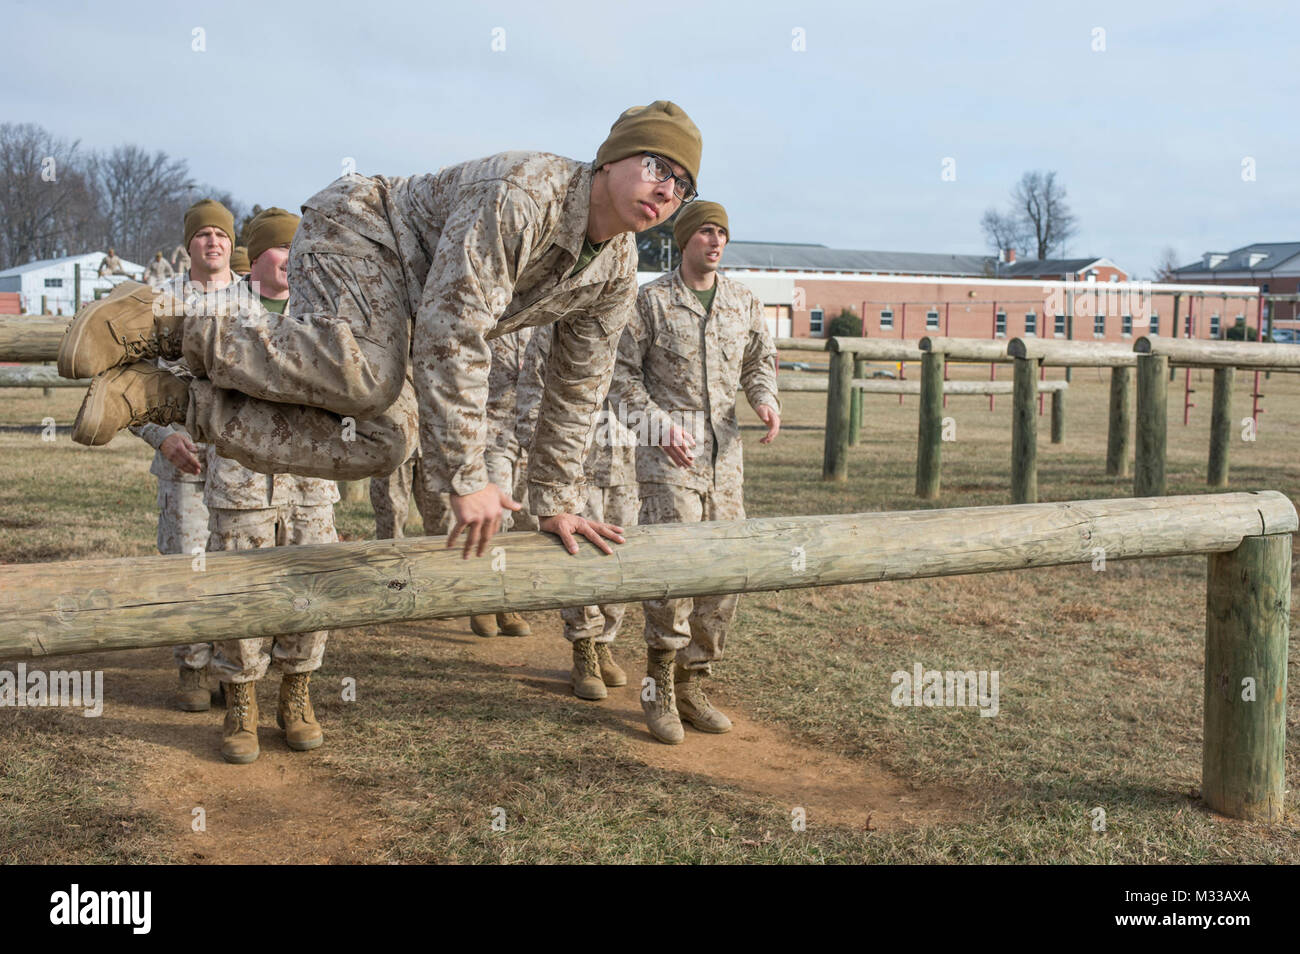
left=1202, top=533, right=1290, bottom=823
left=822, top=346, right=853, bottom=482
left=848, top=355, right=866, bottom=446
left=1050, top=388, right=1065, bottom=444
left=73, top=263, right=81, bottom=313
left=914, top=351, right=944, bottom=500
left=1135, top=354, right=1168, bottom=497
left=1105, top=366, right=1132, bottom=477
left=1011, top=356, right=1038, bottom=504
left=1207, top=366, right=1234, bottom=489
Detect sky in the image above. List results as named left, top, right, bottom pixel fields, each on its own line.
left=2, top=0, right=1295, bottom=277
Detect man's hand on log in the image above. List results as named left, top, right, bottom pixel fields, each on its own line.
left=538, top=513, right=625, bottom=556
left=448, top=484, right=521, bottom=559
left=160, top=432, right=202, bottom=475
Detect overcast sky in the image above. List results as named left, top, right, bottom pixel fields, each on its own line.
left=3, top=0, right=1294, bottom=276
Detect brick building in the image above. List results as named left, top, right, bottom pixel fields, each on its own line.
left=710, top=241, right=1255, bottom=342
left=1171, top=242, right=1300, bottom=328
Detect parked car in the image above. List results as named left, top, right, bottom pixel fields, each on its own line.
left=1269, top=327, right=1297, bottom=343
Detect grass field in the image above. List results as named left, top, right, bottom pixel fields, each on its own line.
left=1, top=358, right=1297, bottom=863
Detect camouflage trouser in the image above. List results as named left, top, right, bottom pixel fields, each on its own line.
left=183, top=210, right=419, bottom=482
left=207, top=504, right=337, bottom=683
left=156, top=478, right=213, bottom=670
left=486, top=454, right=538, bottom=533
left=370, top=453, right=450, bottom=538
left=637, top=481, right=745, bottom=673
left=560, top=483, right=639, bottom=643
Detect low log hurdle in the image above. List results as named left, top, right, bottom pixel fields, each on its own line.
left=1133, top=337, right=1300, bottom=495
left=0, top=491, right=1291, bottom=823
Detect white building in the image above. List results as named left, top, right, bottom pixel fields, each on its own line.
left=0, top=252, right=144, bottom=315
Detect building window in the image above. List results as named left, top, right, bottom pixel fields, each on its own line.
left=1054, top=314, right=1066, bottom=338
left=880, top=308, right=894, bottom=331
left=1024, top=311, right=1037, bottom=336
left=1094, top=314, right=1106, bottom=337
left=44, top=278, right=63, bottom=288
left=1210, top=314, right=1221, bottom=338
left=995, top=310, right=1006, bottom=337
left=1149, top=312, right=1159, bottom=336
left=1185, top=314, right=1194, bottom=337
left=926, top=308, right=940, bottom=331
left=1122, top=314, right=1132, bottom=337
left=809, top=308, right=823, bottom=335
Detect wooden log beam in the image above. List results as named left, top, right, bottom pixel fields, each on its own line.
left=1105, top=366, right=1132, bottom=477
left=919, top=336, right=1011, bottom=363
left=1135, top=354, right=1169, bottom=497
left=0, top=492, right=1292, bottom=660
left=852, top=379, right=1067, bottom=396
left=1203, top=533, right=1290, bottom=823
left=776, top=377, right=829, bottom=392
left=828, top=337, right=924, bottom=360
left=0, top=365, right=89, bottom=388
left=0, top=317, right=71, bottom=363
left=775, top=337, right=829, bottom=352
left=1008, top=337, right=1137, bottom=367
left=1135, top=336, right=1300, bottom=369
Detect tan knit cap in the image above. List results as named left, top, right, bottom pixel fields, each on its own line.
left=595, top=101, right=701, bottom=188
left=672, top=201, right=729, bottom=250
left=230, top=246, right=250, bottom=275
left=184, top=198, right=235, bottom=248
left=245, top=207, right=300, bottom=263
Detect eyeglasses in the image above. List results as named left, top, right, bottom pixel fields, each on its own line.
left=641, top=153, right=697, bottom=203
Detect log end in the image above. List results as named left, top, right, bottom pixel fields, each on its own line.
left=1133, top=336, right=1153, bottom=354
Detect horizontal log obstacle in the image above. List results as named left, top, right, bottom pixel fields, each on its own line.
left=1133, top=337, right=1300, bottom=493
left=0, top=365, right=89, bottom=388
left=0, top=316, right=70, bottom=363
left=775, top=337, right=829, bottom=352
left=0, top=491, right=1291, bottom=822
left=781, top=377, right=1068, bottom=396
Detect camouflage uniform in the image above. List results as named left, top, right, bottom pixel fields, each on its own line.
left=98, top=251, right=130, bottom=278
left=181, top=153, right=637, bottom=523
left=203, top=290, right=342, bottom=684
left=517, top=324, right=638, bottom=642
left=370, top=450, right=450, bottom=538
left=134, top=270, right=233, bottom=670
left=170, top=244, right=191, bottom=273
left=608, top=268, right=779, bottom=671
left=484, top=328, right=537, bottom=532
left=143, top=257, right=174, bottom=285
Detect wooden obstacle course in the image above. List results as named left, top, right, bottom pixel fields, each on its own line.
left=0, top=316, right=71, bottom=363
left=0, top=491, right=1291, bottom=823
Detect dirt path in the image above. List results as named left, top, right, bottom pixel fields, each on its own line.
left=58, top=611, right=962, bottom=863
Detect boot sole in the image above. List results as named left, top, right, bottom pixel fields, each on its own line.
left=601, top=672, right=628, bottom=687
left=286, top=736, right=323, bottom=752
left=571, top=679, right=607, bottom=701
left=71, top=374, right=119, bottom=446
left=679, top=712, right=732, bottom=734
left=176, top=699, right=211, bottom=712
left=498, top=628, right=531, bottom=637
left=221, top=749, right=259, bottom=764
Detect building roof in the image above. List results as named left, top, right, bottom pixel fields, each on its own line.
left=721, top=241, right=992, bottom=276
left=998, top=257, right=1114, bottom=278
left=1174, top=241, right=1300, bottom=276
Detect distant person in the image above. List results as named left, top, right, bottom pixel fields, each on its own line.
left=143, top=251, right=174, bottom=285
left=97, top=247, right=130, bottom=278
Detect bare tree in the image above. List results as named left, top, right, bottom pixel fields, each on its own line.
left=1154, top=246, right=1181, bottom=282
left=90, top=145, right=195, bottom=265
left=1011, top=170, right=1077, bottom=260
left=981, top=170, right=1078, bottom=262
left=0, top=123, right=100, bottom=268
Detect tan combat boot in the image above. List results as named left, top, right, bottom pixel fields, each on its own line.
left=220, top=681, right=260, bottom=764
left=496, top=612, right=531, bottom=637
left=174, top=666, right=210, bottom=712
left=276, top=672, right=323, bottom=752
left=470, top=614, right=499, bottom=637
left=674, top=664, right=732, bottom=734
left=72, top=361, right=189, bottom=446
left=571, top=638, right=607, bottom=700
left=642, top=648, right=684, bottom=744
left=58, top=280, right=185, bottom=379
left=596, top=642, right=627, bottom=687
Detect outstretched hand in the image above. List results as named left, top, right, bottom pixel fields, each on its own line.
left=448, top=484, right=522, bottom=559
left=160, top=432, right=202, bottom=475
